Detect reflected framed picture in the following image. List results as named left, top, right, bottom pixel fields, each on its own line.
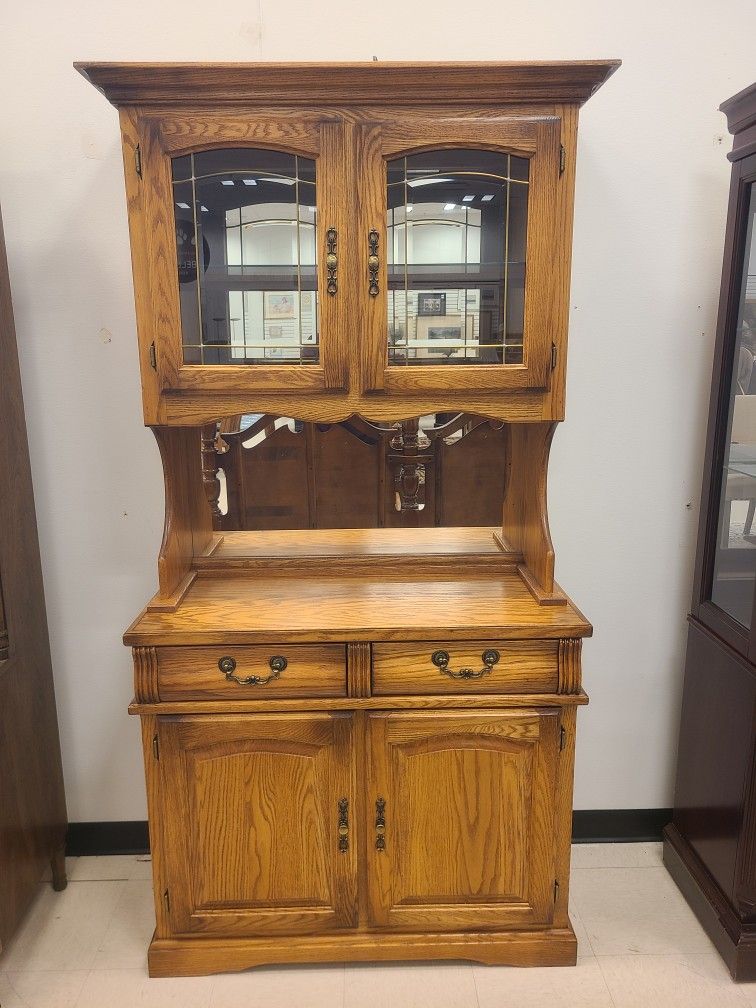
left=427, top=326, right=462, bottom=342
left=264, top=292, right=297, bottom=319
left=417, top=292, right=446, bottom=316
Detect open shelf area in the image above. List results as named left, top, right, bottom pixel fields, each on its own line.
left=197, top=526, right=520, bottom=571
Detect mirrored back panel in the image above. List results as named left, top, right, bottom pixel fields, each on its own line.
left=172, top=149, right=319, bottom=365
left=387, top=149, right=528, bottom=366
left=207, top=413, right=507, bottom=531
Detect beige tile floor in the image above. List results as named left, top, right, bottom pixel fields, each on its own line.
left=1, top=843, right=755, bottom=1007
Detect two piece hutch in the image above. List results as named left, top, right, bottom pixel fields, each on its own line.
left=77, top=60, right=619, bottom=977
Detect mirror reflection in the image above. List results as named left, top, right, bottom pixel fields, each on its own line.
left=386, top=149, right=529, bottom=366
left=172, top=149, right=319, bottom=365
left=712, top=181, right=756, bottom=628
left=203, top=414, right=507, bottom=530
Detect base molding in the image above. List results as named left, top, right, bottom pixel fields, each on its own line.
left=66, top=810, right=673, bottom=856
left=663, top=823, right=756, bottom=981
left=147, top=924, right=577, bottom=977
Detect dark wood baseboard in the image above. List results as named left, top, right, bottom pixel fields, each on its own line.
left=65, top=810, right=673, bottom=857
left=664, top=823, right=756, bottom=981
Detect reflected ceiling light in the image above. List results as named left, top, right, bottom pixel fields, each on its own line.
left=407, top=177, right=453, bottom=188
left=175, top=202, right=191, bottom=209
left=443, top=203, right=457, bottom=211
left=462, top=195, right=475, bottom=202
left=200, top=206, right=209, bottom=212
left=481, top=194, right=495, bottom=201
left=406, top=205, right=413, bottom=213
left=221, top=179, right=235, bottom=186
left=242, top=178, right=258, bottom=186
left=261, top=177, right=296, bottom=185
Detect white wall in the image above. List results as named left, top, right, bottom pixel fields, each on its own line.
left=0, top=0, right=753, bottom=822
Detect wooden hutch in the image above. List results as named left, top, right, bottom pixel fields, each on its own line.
left=76, top=60, right=619, bottom=977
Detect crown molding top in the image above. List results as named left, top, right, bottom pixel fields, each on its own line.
left=74, top=60, right=621, bottom=108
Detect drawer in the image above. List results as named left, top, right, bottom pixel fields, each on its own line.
left=157, top=645, right=347, bottom=700
left=371, top=640, right=559, bottom=695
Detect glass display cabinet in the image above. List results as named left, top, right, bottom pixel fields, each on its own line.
left=665, top=81, right=756, bottom=981
left=77, top=60, right=619, bottom=978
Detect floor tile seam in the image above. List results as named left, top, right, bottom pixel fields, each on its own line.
left=592, top=953, right=622, bottom=1008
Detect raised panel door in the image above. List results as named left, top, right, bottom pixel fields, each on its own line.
left=366, top=710, right=559, bottom=931
left=157, top=712, right=356, bottom=936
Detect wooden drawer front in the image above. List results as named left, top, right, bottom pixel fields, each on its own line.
left=372, top=641, right=558, bottom=695
left=157, top=645, right=347, bottom=700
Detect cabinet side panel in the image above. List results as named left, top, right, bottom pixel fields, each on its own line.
left=502, top=421, right=557, bottom=597
left=673, top=620, right=756, bottom=905
left=118, top=109, right=163, bottom=424
left=152, top=426, right=212, bottom=602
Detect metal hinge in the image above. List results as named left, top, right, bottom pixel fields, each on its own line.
left=560, top=725, right=567, bottom=751
left=152, top=734, right=160, bottom=760
left=551, top=342, right=557, bottom=371
left=554, top=879, right=560, bottom=903
left=559, top=144, right=566, bottom=175
left=149, top=342, right=157, bottom=370
left=163, top=889, right=170, bottom=913
left=134, top=143, right=142, bottom=179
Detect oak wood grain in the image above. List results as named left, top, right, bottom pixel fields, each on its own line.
left=147, top=924, right=578, bottom=975
left=133, top=646, right=160, bottom=703
left=347, top=642, right=371, bottom=699
left=156, top=644, right=346, bottom=700
left=152, top=427, right=212, bottom=601
left=75, top=60, right=620, bottom=108
left=372, top=640, right=558, bottom=695
left=124, top=570, right=592, bottom=645
left=158, top=712, right=357, bottom=936
left=366, top=710, right=559, bottom=931
left=129, top=692, right=589, bottom=716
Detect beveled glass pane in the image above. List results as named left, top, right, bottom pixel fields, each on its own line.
left=711, top=182, right=756, bottom=628
left=172, top=149, right=319, bottom=365
left=386, top=149, right=528, bottom=366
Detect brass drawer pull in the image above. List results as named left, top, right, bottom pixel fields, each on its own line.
left=375, top=797, right=386, bottom=851
left=326, top=228, right=338, bottom=295
left=368, top=229, right=379, bottom=296
left=218, top=654, right=287, bottom=686
left=430, top=648, right=500, bottom=680
left=338, top=797, right=349, bottom=852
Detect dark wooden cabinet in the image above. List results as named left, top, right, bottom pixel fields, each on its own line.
left=0, top=204, right=68, bottom=952
left=664, top=81, right=756, bottom=981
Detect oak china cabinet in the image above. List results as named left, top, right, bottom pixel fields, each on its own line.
left=665, top=82, right=756, bottom=981
left=77, top=60, right=619, bottom=977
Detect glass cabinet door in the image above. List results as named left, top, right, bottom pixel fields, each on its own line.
left=709, top=181, right=756, bottom=631
left=357, top=118, right=562, bottom=393
left=142, top=116, right=346, bottom=393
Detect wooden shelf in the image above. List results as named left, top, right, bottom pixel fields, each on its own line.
left=125, top=566, right=591, bottom=645
left=195, top=527, right=523, bottom=575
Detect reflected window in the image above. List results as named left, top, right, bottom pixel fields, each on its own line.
left=712, top=183, right=756, bottom=627
left=172, top=149, right=318, bottom=365
left=386, top=149, right=528, bottom=366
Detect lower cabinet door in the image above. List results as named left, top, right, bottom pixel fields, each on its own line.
left=157, top=712, right=357, bottom=936
left=366, top=710, right=560, bottom=931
